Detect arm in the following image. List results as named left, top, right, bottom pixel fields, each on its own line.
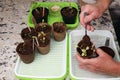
left=76, top=48, right=120, bottom=76
left=96, top=0, right=112, bottom=14
left=80, top=0, right=112, bottom=31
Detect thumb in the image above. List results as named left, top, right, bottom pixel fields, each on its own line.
left=96, top=48, right=107, bottom=57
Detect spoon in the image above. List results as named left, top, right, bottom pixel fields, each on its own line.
left=84, top=12, right=88, bottom=35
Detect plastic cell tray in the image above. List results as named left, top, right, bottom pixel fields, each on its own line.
left=14, top=35, right=68, bottom=80
left=27, top=2, right=79, bottom=29
left=69, top=30, right=120, bottom=80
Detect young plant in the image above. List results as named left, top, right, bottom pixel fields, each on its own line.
left=38, top=31, right=46, bottom=43
left=32, top=36, right=39, bottom=46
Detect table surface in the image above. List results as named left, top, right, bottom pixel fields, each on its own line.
left=0, top=0, right=119, bottom=80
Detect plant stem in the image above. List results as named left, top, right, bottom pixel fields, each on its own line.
left=32, top=36, right=39, bottom=46
left=32, top=39, right=34, bottom=51
left=69, top=2, right=72, bottom=8
left=28, top=27, right=31, bottom=32
left=42, top=7, right=44, bottom=17
left=26, top=23, right=31, bottom=32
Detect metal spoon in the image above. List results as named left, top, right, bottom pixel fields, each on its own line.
left=84, top=12, right=88, bottom=35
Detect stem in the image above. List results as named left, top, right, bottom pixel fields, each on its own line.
left=26, top=23, right=31, bottom=32
left=35, top=37, right=39, bottom=46
left=35, top=8, right=40, bottom=14
left=42, top=7, right=45, bottom=17
left=91, top=43, right=96, bottom=50
left=32, top=39, right=34, bottom=51
left=32, top=36, right=39, bottom=46
left=69, top=2, right=72, bottom=8
left=28, top=27, right=31, bottom=32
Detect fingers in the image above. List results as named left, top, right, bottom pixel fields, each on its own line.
left=80, top=12, right=95, bottom=31
left=96, top=48, right=108, bottom=56
left=76, top=54, right=99, bottom=73
left=76, top=54, right=100, bottom=73
left=75, top=54, right=91, bottom=65
left=86, top=23, right=94, bottom=31
left=96, top=48, right=113, bottom=60
left=80, top=5, right=86, bottom=26
left=79, top=64, right=98, bottom=73
left=80, top=13, right=94, bottom=31
left=84, top=12, right=97, bottom=24
left=80, top=5, right=99, bottom=31
left=80, top=11, right=85, bottom=26
left=75, top=54, right=84, bottom=62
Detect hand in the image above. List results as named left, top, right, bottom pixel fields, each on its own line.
left=75, top=48, right=120, bottom=76
left=80, top=4, right=103, bottom=31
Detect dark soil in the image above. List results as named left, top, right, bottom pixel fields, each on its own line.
left=16, top=41, right=35, bottom=63
left=16, top=42, right=34, bottom=55
left=38, top=36, right=50, bottom=47
left=53, top=22, right=66, bottom=33
left=21, top=27, right=38, bottom=42
left=61, top=7, right=77, bottom=17
left=77, top=35, right=98, bottom=58
left=61, top=7, right=77, bottom=24
left=32, top=7, right=49, bottom=23
left=36, top=23, right=51, bottom=33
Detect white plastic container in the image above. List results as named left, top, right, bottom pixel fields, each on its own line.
left=69, top=30, right=120, bottom=80
left=14, top=35, right=67, bottom=80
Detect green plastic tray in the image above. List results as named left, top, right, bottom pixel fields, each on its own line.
left=27, top=2, right=79, bottom=29
left=14, top=34, right=68, bottom=80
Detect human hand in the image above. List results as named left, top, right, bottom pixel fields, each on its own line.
left=80, top=4, right=103, bottom=31
left=75, top=48, right=120, bottom=76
